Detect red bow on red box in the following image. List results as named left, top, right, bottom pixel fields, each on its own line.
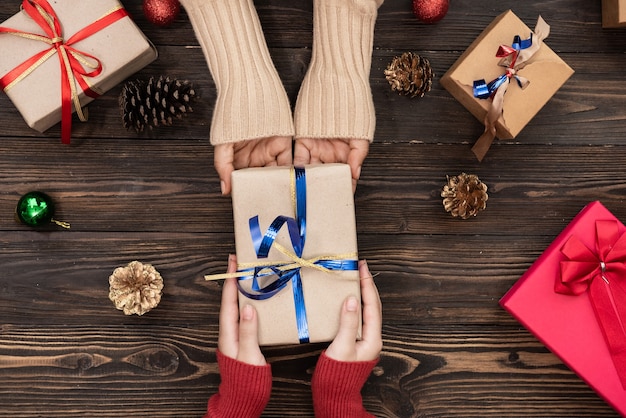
left=0, top=0, right=129, bottom=143
left=557, top=219, right=626, bottom=389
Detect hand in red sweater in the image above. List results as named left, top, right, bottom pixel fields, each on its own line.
left=312, top=259, right=383, bottom=418
left=206, top=350, right=271, bottom=418
left=205, top=254, right=272, bottom=418
left=205, top=258, right=382, bottom=418
left=325, top=260, right=382, bottom=363
left=217, top=254, right=266, bottom=366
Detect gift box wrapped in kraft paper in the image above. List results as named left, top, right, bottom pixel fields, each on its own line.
left=602, top=0, right=626, bottom=27
left=223, top=164, right=361, bottom=346
left=0, top=0, right=158, bottom=144
left=440, top=10, right=574, bottom=161
left=500, top=201, right=626, bottom=416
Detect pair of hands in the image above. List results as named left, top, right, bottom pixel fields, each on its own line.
left=214, top=136, right=370, bottom=195
left=218, top=255, right=382, bottom=366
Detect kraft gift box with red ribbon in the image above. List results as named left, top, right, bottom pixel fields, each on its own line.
left=440, top=10, right=574, bottom=162
left=209, top=164, right=361, bottom=346
left=500, top=201, right=626, bottom=415
left=602, top=0, right=626, bottom=28
left=0, top=0, right=157, bottom=144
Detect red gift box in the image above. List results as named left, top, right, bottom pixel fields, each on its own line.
left=500, top=201, right=626, bottom=415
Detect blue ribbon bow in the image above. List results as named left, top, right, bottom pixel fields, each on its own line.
left=237, top=166, right=358, bottom=344
left=473, top=33, right=533, bottom=99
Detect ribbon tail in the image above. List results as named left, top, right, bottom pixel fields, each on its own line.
left=589, top=277, right=626, bottom=389
left=516, top=16, right=550, bottom=65
left=613, top=348, right=626, bottom=390
left=609, top=277, right=626, bottom=389
left=471, top=126, right=495, bottom=162
left=292, top=271, right=309, bottom=344
left=472, top=78, right=508, bottom=161
left=59, top=52, right=73, bottom=145
left=534, top=15, right=550, bottom=42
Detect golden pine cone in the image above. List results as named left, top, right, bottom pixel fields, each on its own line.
left=109, top=261, right=164, bottom=316
left=384, top=52, right=434, bottom=98
left=441, top=173, right=488, bottom=219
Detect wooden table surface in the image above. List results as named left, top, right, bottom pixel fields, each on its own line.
left=1, top=0, right=625, bottom=416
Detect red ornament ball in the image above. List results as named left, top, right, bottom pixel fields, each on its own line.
left=412, top=0, right=449, bottom=24
left=143, top=0, right=180, bottom=27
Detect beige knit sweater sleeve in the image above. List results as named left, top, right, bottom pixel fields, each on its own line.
left=179, top=0, right=295, bottom=145
left=294, top=0, right=384, bottom=142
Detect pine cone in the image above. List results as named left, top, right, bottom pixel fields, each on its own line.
left=385, top=52, right=433, bottom=98
left=119, top=76, right=197, bottom=132
left=109, top=261, right=164, bottom=316
left=441, top=173, right=488, bottom=219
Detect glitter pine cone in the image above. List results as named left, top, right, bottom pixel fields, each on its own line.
left=384, top=52, right=434, bottom=98
left=441, top=173, right=488, bottom=219
left=109, top=261, right=164, bottom=316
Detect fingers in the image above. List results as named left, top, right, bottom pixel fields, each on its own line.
left=293, top=138, right=312, bottom=167
left=217, top=255, right=266, bottom=365
left=214, top=144, right=235, bottom=195
left=269, top=136, right=293, bottom=167
left=347, top=139, right=369, bottom=191
left=216, top=138, right=292, bottom=193
left=358, top=260, right=383, bottom=360
left=244, top=136, right=293, bottom=168
left=325, top=295, right=360, bottom=362
left=237, top=304, right=266, bottom=366
left=294, top=137, right=368, bottom=174
left=217, top=255, right=241, bottom=359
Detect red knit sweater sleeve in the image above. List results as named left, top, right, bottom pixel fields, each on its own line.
left=204, top=350, right=272, bottom=418
left=311, top=351, right=378, bottom=418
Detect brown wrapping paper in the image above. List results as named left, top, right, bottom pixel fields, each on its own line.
left=0, top=0, right=157, bottom=133
left=440, top=10, right=574, bottom=161
left=602, top=0, right=626, bottom=28
left=230, top=164, right=361, bottom=346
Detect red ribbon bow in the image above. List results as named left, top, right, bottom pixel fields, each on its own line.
left=557, top=219, right=626, bottom=389
left=0, top=0, right=129, bottom=143
left=496, top=45, right=519, bottom=66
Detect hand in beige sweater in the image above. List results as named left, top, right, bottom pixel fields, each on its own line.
left=180, top=0, right=384, bottom=194
left=294, top=0, right=383, bottom=191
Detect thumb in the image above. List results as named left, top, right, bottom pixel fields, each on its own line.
left=327, top=296, right=360, bottom=361
left=213, top=144, right=234, bottom=195
left=348, top=140, right=369, bottom=179
left=237, top=304, right=266, bottom=366
left=347, top=140, right=369, bottom=192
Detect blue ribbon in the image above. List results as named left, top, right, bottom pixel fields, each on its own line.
left=237, top=166, right=358, bottom=344
left=473, top=33, right=533, bottom=100
left=511, top=34, right=533, bottom=51
left=473, top=76, right=509, bottom=100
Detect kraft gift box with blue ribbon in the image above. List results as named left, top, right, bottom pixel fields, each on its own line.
left=440, top=10, right=573, bottom=161
left=226, top=164, right=361, bottom=346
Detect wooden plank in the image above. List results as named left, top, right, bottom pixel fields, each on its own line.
left=0, top=230, right=602, bottom=327
left=1, top=140, right=626, bottom=235
left=2, top=45, right=626, bottom=143
left=0, top=325, right=618, bottom=417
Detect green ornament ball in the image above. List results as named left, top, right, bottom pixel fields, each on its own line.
left=16, top=191, right=55, bottom=227
left=15, top=191, right=69, bottom=229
